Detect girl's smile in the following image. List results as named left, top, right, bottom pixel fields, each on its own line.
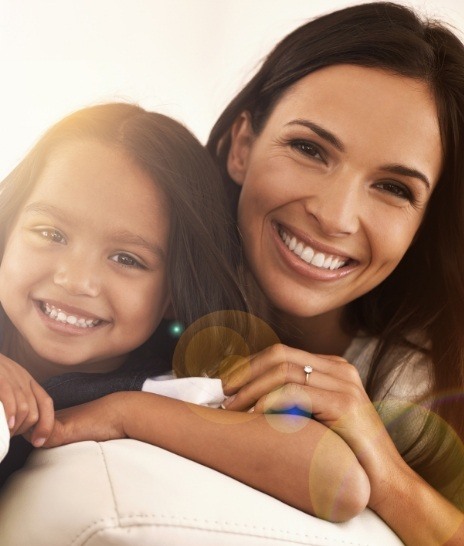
left=0, top=140, right=171, bottom=379
left=227, top=65, right=442, bottom=321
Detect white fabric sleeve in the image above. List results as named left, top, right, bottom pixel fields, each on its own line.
left=141, top=377, right=226, bottom=408
left=0, top=402, right=10, bottom=464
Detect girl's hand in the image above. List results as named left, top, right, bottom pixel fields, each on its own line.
left=0, top=353, right=54, bottom=446
left=38, top=392, right=129, bottom=448
left=221, top=343, right=404, bottom=510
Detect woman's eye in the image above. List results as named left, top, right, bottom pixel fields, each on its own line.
left=376, top=181, right=414, bottom=202
left=36, top=228, right=66, bottom=244
left=290, top=140, right=325, bottom=162
left=110, top=253, right=144, bottom=269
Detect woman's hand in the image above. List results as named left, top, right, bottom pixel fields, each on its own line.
left=0, top=353, right=54, bottom=446
left=221, top=343, right=404, bottom=509
left=35, top=393, right=129, bottom=448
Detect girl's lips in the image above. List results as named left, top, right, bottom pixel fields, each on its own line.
left=33, top=300, right=107, bottom=336
left=34, top=299, right=104, bottom=322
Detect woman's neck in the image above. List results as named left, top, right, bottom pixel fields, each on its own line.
left=271, top=307, right=353, bottom=357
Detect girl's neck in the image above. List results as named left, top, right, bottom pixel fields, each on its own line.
left=271, top=307, right=353, bottom=357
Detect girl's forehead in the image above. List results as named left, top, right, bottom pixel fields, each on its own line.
left=23, top=140, right=170, bottom=243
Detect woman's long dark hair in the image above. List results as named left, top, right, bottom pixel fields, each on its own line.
left=0, top=102, right=248, bottom=370
left=208, top=2, right=464, bottom=505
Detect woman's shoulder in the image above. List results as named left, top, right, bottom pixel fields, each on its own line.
left=344, top=331, right=432, bottom=401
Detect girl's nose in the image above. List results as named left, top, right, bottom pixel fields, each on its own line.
left=53, top=254, right=101, bottom=297
left=304, top=176, right=361, bottom=237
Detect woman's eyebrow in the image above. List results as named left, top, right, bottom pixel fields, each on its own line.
left=286, top=121, right=431, bottom=190
left=286, top=119, right=345, bottom=152
left=380, top=164, right=431, bottom=190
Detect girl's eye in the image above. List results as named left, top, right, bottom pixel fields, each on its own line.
left=290, top=140, right=325, bottom=162
left=110, top=253, right=144, bottom=269
left=375, top=181, right=415, bottom=202
left=36, top=228, right=66, bottom=244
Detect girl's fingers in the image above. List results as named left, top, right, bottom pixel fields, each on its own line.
left=14, top=388, right=40, bottom=436
left=0, top=381, right=18, bottom=431
left=29, top=382, right=54, bottom=447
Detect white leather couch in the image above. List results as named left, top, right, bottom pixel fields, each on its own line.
left=0, top=439, right=404, bottom=545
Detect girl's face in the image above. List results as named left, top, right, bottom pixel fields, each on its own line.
left=0, top=140, right=171, bottom=376
left=228, top=65, right=442, bottom=319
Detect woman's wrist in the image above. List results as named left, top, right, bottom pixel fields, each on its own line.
left=368, top=455, right=463, bottom=545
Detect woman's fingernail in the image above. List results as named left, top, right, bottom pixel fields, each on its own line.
left=8, top=416, right=15, bottom=429
left=247, top=406, right=255, bottom=414
left=222, top=395, right=236, bottom=408
left=33, top=437, right=46, bottom=448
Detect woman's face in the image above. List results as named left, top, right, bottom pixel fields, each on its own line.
left=228, top=65, right=442, bottom=319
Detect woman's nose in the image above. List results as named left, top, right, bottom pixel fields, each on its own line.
left=304, top=176, right=361, bottom=237
left=53, top=253, right=101, bottom=297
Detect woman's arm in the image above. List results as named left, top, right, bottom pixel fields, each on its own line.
left=43, top=390, right=370, bottom=522
left=222, top=344, right=464, bottom=546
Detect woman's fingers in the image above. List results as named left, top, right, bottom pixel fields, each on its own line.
left=222, top=344, right=360, bottom=396
left=223, top=360, right=309, bottom=410
left=223, top=344, right=334, bottom=394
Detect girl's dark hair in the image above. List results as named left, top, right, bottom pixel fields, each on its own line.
left=0, top=102, right=248, bottom=370
left=208, top=2, right=464, bottom=506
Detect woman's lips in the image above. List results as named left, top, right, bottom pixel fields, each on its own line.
left=272, top=222, right=359, bottom=280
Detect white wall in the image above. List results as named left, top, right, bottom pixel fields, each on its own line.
left=1, top=0, right=463, bottom=179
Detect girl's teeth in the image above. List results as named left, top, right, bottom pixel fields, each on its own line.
left=41, top=303, right=100, bottom=328
left=279, top=228, right=347, bottom=270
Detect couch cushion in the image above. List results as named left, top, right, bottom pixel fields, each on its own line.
left=0, top=439, right=404, bottom=545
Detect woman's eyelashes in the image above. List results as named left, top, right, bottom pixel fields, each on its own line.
left=289, top=139, right=326, bottom=163
left=374, top=180, right=417, bottom=204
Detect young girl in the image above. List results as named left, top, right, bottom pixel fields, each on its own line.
left=0, top=101, right=249, bottom=481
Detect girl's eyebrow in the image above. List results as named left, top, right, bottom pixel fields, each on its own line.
left=109, top=230, right=166, bottom=261
left=286, top=119, right=431, bottom=190
left=23, top=201, right=166, bottom=261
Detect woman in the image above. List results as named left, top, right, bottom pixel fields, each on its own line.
left=206, top=1, right=464, bottom=542
left=36, top=2, right=464, bottom=543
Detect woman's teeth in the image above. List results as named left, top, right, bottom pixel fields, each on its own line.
left=279, top=228, right=347, bottom=270
left=41, top=302, right=101, bottom=328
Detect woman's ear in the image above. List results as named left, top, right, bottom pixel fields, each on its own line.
left=227, top=111, right=254, bottom=187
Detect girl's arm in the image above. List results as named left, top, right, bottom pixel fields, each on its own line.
left=222, top=344, right=464, bottom=546
left=43, top=390, right=370, bottom=522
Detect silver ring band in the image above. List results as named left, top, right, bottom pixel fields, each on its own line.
left=304, top=365, right=313, bottom=385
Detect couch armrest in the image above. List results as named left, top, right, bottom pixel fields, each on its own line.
left=0, top=439, right=404, bottom=545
